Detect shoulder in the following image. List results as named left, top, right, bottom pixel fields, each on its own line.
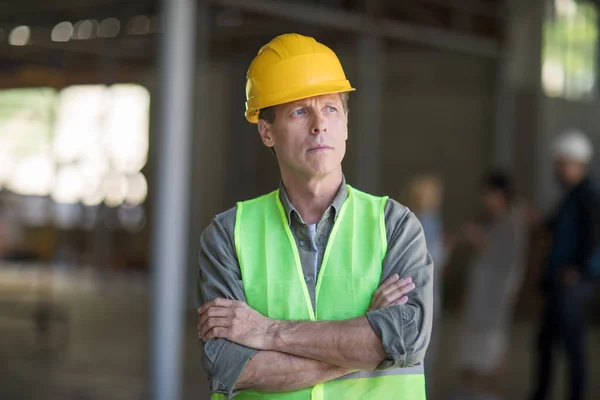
left=201, top=189, right=281, bottom=247
left=348, top=188, right=413, bottom=234
left=238, top=189, right=279, bottom=207
left=573, top=180, right=600, bottom=214
left=384, top=197, right=413, bottom=229
left=580, top=180, right=600, bottom=201
left=210, top=205, right=238, bottom=230
left=383, top=198, right=423, bottom=242
left=200, top=205, right=237, bottom=252
left=384, top=197, right=410, bottom=215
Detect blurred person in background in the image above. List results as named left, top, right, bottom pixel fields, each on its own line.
left=454, top=171, right=528, bottom=400
left=529, top=130, right=600, bottom=400
left=195, top=33, right=433, bottom=399
left=406, top=174, right=450, bottom=396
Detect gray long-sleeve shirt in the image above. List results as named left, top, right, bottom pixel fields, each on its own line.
left=196, top=180, right=433, bottom=398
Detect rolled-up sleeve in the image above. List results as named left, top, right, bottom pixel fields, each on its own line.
left=197, top=210, right=257, bottom=398
left=365, top=200, right=434, bottom=369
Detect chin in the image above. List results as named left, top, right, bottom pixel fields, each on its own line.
left=307, top=164, right=339, bottom=178
left=294, top=154, right=343, bottom=178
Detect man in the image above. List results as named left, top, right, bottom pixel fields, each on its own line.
left=196, top=33, right=433, bottom=399
left=529, top=130, right=600, bottom=400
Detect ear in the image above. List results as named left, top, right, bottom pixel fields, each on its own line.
left=344, top=114, right=349, bottom=141
left=258, top=119, right=275, bottom=148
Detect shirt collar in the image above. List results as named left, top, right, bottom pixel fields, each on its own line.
left=279, top=175, right=348, bottom=226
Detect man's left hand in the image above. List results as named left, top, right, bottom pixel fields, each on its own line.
left=198, top=298, right=276, bottom=350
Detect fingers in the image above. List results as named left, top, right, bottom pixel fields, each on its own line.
left=198, top=298, right=245, bottom=314
left=198, top=298, right=232, bottom=314
left=380, top=284, right=414, bottom=307
left=198, top=317, right=231, bottom=340
left=369, top=275, right=416, bottom=310
left=375, top=274, right=400, bottom=294
left=198, top=307, right=232, bottom=328
left=391, top=296, right=409, bottom=306
left=197, top=302, right=244, bottom=340
left=203, top=327, right=229, bottom=342
left=370, top=274, right=400, bottom=301
left=379, top=285, right=414, bottom=307
left=380, top=277, right=413, bottom=298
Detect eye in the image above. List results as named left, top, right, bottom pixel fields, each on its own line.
left=325, top=106, right=337, bottom=113
left=292, top=108, right=306, bottom=116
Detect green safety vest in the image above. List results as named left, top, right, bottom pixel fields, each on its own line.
left=212, top=185, right=426, bottom=400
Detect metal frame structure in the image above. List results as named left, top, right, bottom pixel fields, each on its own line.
left=0, top=0, right=503, bottom=66
left=211, top=0, right=500, bottom=57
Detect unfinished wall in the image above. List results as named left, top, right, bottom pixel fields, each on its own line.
left=377, top=47, right=496, bottom=228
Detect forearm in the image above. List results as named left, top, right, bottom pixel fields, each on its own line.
left=269, top=316, right=386, bottom=370
left=236, top=350, right=352, bottom=392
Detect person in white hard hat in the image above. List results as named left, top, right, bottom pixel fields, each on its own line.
left=529, top=130, right=600, bottom=400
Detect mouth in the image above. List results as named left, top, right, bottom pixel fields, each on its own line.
left=308, top=145, right=333, bottom=152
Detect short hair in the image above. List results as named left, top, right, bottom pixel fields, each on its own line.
left=258, top=92, right=350, bottom=124
left=481, top=170, right=515, bottom=202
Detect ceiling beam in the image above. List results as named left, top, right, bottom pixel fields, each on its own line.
left=210, top=0, right=500, bottom=57
left=418, top=0, right=505, bottom=19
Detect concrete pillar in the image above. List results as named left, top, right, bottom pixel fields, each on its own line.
left=187, top=0, right=210, bottom=307
left=150, top=0, right=197, bottom=398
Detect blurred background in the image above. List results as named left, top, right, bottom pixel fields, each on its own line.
left=0, top=0, right=599, bottom=399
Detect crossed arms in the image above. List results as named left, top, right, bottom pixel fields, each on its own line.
left=198, top=274, right=414, bottom=392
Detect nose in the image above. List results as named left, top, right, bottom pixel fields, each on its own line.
left=310, top=114, right=327, bottom=135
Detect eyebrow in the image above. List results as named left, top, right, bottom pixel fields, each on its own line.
left=288, top=101, right=340, bottom=110
left=288, top=101, right=308, bottom=109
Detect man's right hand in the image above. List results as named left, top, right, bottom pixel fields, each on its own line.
left=367, top=274, right=416, bottom=312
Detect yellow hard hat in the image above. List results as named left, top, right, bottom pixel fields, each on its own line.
left=245, top=33, right=355, bottom=124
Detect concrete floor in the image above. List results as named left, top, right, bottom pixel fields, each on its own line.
left=1, top=263, right=599, bottom=400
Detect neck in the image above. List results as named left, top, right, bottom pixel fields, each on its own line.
left=280, top=169, right=343, bottom=225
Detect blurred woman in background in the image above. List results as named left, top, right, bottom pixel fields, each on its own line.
left=454, top=171, right=529, bottom=400
left=407, top=174, right=449, bottom=397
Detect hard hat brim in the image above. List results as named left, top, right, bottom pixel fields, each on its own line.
left=245, top=81, right=355, bottom=124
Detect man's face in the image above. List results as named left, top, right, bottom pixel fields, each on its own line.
left=258, top=93, right=348, bottom=179
left=554, top=157, right=586, bottom=187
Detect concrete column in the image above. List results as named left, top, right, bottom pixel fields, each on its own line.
left=150, top=0, right=197, bottom=399
left=187, top=0, right=210, bottom=308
